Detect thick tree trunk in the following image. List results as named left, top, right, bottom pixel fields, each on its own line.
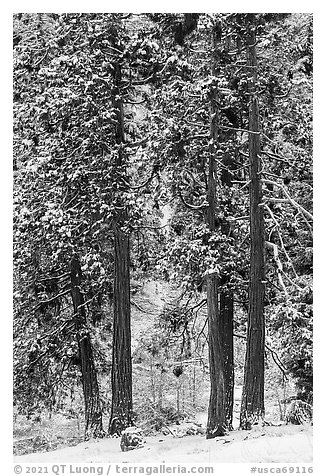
left=240, top=23, right=266, bottom=429
left=108, top=53, right=133, bottom=435
left=108, top=225, right=133, bottom=435
left=206, top=275, right=227, bottom=437
left=207, top=284, right=234, bottom=436
left=70, top=256, right=104, bottom=439
left=206, top=22, right=234, bottom=438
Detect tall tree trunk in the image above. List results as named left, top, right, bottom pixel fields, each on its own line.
left=108, top=225, right=133, bottom=435
left=220, top=150, right=236, bottom=430
left=240, top=21, right=266, bottom=430
left=70, top=256, right=104, bottom=439
left=220, top=290, right=234, bottom=427
left=108, top=50, right=133, bottom=435
left=206, top=274, right=227, bottom=437
left=206, top=20, right=234, bottom=438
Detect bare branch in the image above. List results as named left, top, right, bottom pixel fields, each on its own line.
left=234, top=332, right=288, bottom=377
left=262, top=179, right=313, bottom=223
left=194, top=317, right=208, bottom=353
left=131, top=299, right=156, bottom=315
left=34, top=47, right=49, bottom=67
left=264, top=204, right=298, bottom=277
left=218, top=125, right=261, bottom=135
left=37, top=319, right=74, bottom=342
left=184, top=134, right=210, bottom=142
left=265, top=276, right=283, bottom=293
left=37, top=288, right=71, bottom=306
left=191, top=299, right=207, bottom=334
left=262, top=150, right=289, bottom=164
left=266, top=241, right=288, bottom=295
left=37, top=272, right=70, bottom=283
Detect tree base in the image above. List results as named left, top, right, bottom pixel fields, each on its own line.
left=239, top=413, right=265, bottom=431
left=206, top=427, right=228, bottom=439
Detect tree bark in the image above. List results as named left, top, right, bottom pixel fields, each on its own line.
left=240, top=22, right=266, bottom=429
left=108, top=49, right=133, bottom=435
left=108, top=225, right=133, bottom=435
left=206, top=19, right=234, bottom=438
left=206, top=282, right=234, bottom=436
left=206, top=21, right=234, bottom=438
left=219, top=152, right=236, bottom=431
left=70, top=256, right=104, bottom=439
left=206, top=275, right=227, bottom=437
left=220, top=290, right=234, bottom=427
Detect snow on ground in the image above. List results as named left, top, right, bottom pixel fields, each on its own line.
left=14, top=425, right=312, bottom=464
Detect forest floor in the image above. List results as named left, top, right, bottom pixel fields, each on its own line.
left=14, top=421, right=312, bottom=464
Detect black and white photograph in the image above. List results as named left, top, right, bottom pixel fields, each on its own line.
left=11, top=5, right=316, bottom=471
